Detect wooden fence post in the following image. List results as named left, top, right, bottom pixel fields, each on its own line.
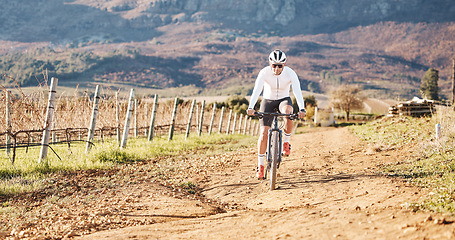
left=231, top=112, right=238, bottom=134
left=5, top=91, right=11, bottom=156
left=208, top=103, right=216, bottom=135
left=248, top=117, right=252, bottom=135
left=39, top=77, right=58, bottom=163
left=226, top=109, right=232, bottom=134
left=195, top=104, right=199, bottom=129
left=238, top=114, right=243, bottom=134
left=185, top=99, right=196, bottom=140
left=198, top=100, right=206, bottom=136
left=243, top=115, right=248, bottom=135
left=144, top=102, right=149, bottom=137
left=168, top=97, right=179, bottom=141
left=218, top=106, right=225, bottom=133
left=257, top=121, right=261, bottom=135
left=251, top=121, right=255, bottom=136
left=85, top=85, right=100, bottom=153
left=120, top=89, right=135, bottom=149
left=115, top=92, right=121, bottom=145
left=250, top=121, right=254, bottom=136
left=148, top=94, right=158, bottom=141
left=134, top=99, right=138, bottom=137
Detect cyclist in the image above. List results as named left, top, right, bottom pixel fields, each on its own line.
left=247, top=49, right=306, bottom=180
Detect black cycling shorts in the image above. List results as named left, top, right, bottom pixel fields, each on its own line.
left=259, top=97, right=292, bottom=127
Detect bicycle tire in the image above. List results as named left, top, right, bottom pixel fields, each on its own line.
left=269, top=130, right=280, bottom=190
left=264, top=151, right=269, bottom=179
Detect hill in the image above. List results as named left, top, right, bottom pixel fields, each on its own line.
left=0, top=0, right=455, bottom=100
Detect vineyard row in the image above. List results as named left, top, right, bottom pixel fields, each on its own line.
left=1, top=78, right=260, bottom=163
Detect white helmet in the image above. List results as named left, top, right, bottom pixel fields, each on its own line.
left=269, top=50, right=286, bottom=64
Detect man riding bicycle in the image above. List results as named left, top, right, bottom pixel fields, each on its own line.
left=247, top=50, right=306, bottom=180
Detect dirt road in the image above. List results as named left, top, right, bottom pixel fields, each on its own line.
left=79, top=127, right=455, bottom=239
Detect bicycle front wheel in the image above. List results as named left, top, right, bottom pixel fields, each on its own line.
left=269, top=131, right=280, bottom=190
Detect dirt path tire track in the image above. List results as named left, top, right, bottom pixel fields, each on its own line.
left=81, top=127, right=455, bottom=239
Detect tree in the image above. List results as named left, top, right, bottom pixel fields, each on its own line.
left=292, top=95, right=317, bottom=120
left=330, top=85, right=366, bottom=120
left=215, top=95, right=249, bottom=115
left=420, top=68, right=439, bottom=100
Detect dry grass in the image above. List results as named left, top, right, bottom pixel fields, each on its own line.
left=351, top=107, right=455, bottom=212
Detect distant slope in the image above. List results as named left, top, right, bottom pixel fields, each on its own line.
left=1, top=0, right=455, bottom=42
left=0, top=1, right=454, bottom=100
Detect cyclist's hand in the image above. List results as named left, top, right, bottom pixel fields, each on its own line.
left=298, top=110, right=306, bottom=119
left=247, top=109, right=255, bottom=116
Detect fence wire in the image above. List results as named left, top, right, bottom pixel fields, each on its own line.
left=0, top=90, right=258, bottom=164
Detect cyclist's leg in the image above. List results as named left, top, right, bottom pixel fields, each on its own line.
left=259, top=99, right=275, bottom=155
left=258, top=126, right=270, bottom=155
left=257, top=99, right=275, bottom=179
left=256, top=129, right=267, bottom=179
left=279, top=97, right=293, bottom=156
left=278, top=97, right=294, bottom=134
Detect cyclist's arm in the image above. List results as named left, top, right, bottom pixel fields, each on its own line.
left=248, top=69, right=265, bottom=111
left=290, top=70, right=305, bottom=112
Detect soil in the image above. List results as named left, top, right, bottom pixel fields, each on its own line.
left=3, top=127, right=455, bottom=239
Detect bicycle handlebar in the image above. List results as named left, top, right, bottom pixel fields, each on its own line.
left=254, top=112, right=299, bottom=120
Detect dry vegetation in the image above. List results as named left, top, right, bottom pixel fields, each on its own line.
left=2, top=20, right=455, bottom=101
left=351, top=106, right=455, bottom=212
left=0, top=132, right=254, bottom=239
left=0, top=87, right=253, bottom=151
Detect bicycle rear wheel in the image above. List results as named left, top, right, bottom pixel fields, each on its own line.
left=269, top=131, right=280, bottom=190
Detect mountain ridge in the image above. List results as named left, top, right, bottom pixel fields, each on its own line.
left=1, top=0, right=454, bottom=100
left=2, top=0, right=455, bottom=43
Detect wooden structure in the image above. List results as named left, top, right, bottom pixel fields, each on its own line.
left=314, top=107, right=335, bottom=127
left=388, top=97, right=435, bottom=117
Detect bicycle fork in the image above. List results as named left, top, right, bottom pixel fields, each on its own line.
left=267, top=128, right=283, bottom=169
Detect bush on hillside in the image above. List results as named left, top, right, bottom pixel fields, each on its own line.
left=214, top=95, right=251, bottom=115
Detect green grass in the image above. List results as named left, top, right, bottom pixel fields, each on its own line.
left=350, top=109, right=455, bottom=213
left=0, top=133, right=255, bottom=196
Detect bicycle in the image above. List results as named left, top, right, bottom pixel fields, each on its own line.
left=255, top=111, right=299, bottom=190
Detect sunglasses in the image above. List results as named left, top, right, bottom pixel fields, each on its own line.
left=272, top=64, right=283, bottom=68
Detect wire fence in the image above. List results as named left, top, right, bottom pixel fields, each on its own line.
left=0, top=80, right=260, bottom=163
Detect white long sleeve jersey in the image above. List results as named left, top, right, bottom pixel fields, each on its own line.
left=248, top=66, right=305, bottom=110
